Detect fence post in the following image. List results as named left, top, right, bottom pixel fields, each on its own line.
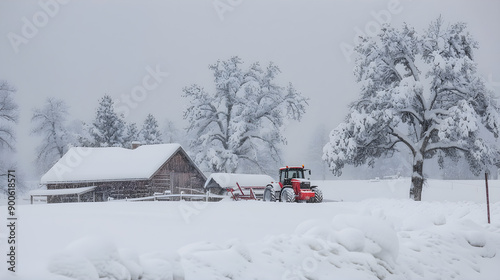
left=485, top=172, right=491, bottom=224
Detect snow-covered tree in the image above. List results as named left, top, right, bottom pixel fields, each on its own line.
left=31, top=97, right=71, bottom=174
left=76, top=121, right=95, bottom=147
left=0, top=81, right=19, bottom=191
left=141, top=114, right=162, bottom=144
left=88, top=95, right=127, bottom=147
left=163, top=119, right=182, bottom=143
left=306, top=124, right=331, bottom=180
left=123, top=122, right=139, bottom=148
left=65, top=120, right=87, bottom=146
left=184, top=56, right=308, bottom=173
left=323, top=18, right=500, bottom=201
left=0, top=81, right=18, bottom=150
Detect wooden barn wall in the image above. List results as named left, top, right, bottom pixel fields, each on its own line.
left=46, top=180, right=150, bottom=203
left=152, top=150, right=206, bottom=194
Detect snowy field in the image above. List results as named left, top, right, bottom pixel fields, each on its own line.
left=1, top=179, right=500, bottom=280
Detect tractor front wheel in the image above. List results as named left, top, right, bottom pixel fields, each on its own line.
left=310, top=188, right=323, bottom=203
left=263, top=186, right=276, bottom=202
left=280, top=187, right=295, bottom=203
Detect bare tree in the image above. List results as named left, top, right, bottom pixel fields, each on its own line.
left=0, top=81, right=18, bottom=191
left=31, top=97, right=71, bottom=173
left=0, top=81, right=18, bottom=150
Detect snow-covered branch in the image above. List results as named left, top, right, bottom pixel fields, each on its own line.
left=425, top=142, right=469, bottom=154
left=389, top=127, right=416, bottom=156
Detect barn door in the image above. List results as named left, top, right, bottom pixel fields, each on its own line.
left=171, top=173, right=192, bottom=194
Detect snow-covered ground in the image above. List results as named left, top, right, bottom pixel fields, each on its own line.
left=1, top=179, right=499, bottom=280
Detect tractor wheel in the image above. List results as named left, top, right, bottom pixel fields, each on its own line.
left=280, top=187, right=295, bottom=203
left=263, top=186, right=276, bottom=202
left=311, top=188, right=323, bottom=203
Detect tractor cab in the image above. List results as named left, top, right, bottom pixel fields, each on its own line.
left=279, top=165, right=310, bottom=186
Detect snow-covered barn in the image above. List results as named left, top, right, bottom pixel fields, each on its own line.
left=39, top=143, right=206, bottom=203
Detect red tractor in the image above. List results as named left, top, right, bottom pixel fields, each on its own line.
left=263, top=165, right=323, bottom=203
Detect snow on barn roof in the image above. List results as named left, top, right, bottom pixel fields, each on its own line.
left=40, top=144, right=182, bottom=184
left=204, top=173, right=275, bottom=189
left=30, top=186, right=97, bottom=196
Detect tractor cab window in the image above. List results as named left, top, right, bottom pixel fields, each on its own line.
left=289, top=169, right=304, bottom=179
left=280, top=168, right=305, bottom=185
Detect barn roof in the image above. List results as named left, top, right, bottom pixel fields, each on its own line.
left=40, top=143, right=193, bottom=184
left=30, top=186, right=97, bottom=196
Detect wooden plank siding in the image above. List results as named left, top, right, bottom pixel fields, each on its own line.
left=151, top=150, right=206, bottom=195
left=46, top=181, right=150, bottom=203
left=151, top=174, right=170, bottom=194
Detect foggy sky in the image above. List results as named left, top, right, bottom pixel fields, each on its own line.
left=1, top=0, right=499, bottom=179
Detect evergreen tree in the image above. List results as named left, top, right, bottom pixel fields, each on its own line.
left=162, top=120, right=181, bottom=144
left=141, top=114, right=162, bottom=144
left=123, top=122, right=140, bottom=148
left=89, top=95, right=126, bottom=147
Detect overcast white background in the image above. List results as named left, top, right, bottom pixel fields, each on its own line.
left=1, top=0, right=499, bottom=179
